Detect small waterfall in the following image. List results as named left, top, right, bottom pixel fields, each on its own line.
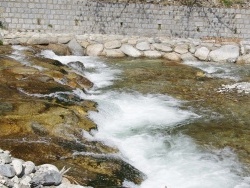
left=41, top=50, right=250, bottom=188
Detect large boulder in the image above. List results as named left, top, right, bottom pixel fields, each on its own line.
left=174, top=44, right=189, bottom=54
left=104, top=40, right=122, bottom=49
left=163, top=52, right=181, bottom=62
left=67, top=39, right=85, bottom=56
left=37, top=44, right=71, bottom=56
left=57, top=34, right=73, bottom=44
left=27, top=34, right=58, bottom=45
left=86, top=43, right=104, bottom=56
left=236, top=54, right=250, bottom=64
left=208, top=45, right=240, bottom=63
left=104, top=49, right=125, bottom=57
left=153, top=43, right=172, bottom=52
left=120, top=44, right=142, bottom=57
left=181, top=53, right=197, bottom=61
left=136, top=41, right=151, bottom=51
left=27, top=34, right=50, bottom=45
left=144, top=50, right=162, bottom=58
left=68, top=61, right=85, bottom=73
left=194, top=47, right=210, bottom=60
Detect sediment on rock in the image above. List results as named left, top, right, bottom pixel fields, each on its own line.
left=0, top=45, right=145, bottom=187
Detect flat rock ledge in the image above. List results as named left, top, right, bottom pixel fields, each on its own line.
left=1, top=30, right=250, bottom=64
left=0, top=149, right=91, bottom=188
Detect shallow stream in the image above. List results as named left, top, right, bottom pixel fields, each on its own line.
left=41, top=51, right=250, bottom=188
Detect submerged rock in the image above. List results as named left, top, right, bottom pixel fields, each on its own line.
left=68, top=61, right=85, bottom=73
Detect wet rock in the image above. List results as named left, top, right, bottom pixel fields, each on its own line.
left=104, top=40, right=122, bottom=49
left=209, top=45, right=240, bottom=63
left=53, top=155, right=145, bottom=187
left=31, top=122, right=49, bottom=136
left=68, top=61, right=85, bottom=73
left=37, top=44, right=71, bottom=56
left=120, top=44, right=142, bottom=57
left=86, top=44, right=104, bottom=56
left=0, top=164, right=16, bottom=178
left=0, top=102, right=13, bottom=114
left=136, top=41, right=151, bottom=51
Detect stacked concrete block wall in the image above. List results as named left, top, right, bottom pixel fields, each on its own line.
left=0, top=0, right=250, bottom=39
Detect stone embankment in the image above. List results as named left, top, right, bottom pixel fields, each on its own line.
left=1, top=30, right=250, bottom=64
left=0, top=149, right=89, bottom=188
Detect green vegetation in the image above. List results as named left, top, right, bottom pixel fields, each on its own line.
left=0, top=40, right=3, bottom=45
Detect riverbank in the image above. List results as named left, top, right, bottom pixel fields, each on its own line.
left=0, top=148, right=89, bottom=188
left=1, top=30, right=250, bottom=64
left=0, top=45, right=145, bottom=187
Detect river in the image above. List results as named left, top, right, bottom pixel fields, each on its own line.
left=41, top=50, right=250, bottom=188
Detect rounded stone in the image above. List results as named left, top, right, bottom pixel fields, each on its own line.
left=86, top=44, right=104, bottom=56
left=104, top=40, right=122, bottom=49
left=23, top=161, right=35, bottom=175
left=0, top=164, right=16, bottom=178
left=12, top=159, right=24, bottom=176
left=194, top=46, right=210, bottom=60
left=136, top=41, right=151, bottom=51
left=120, top=44, right=142, bottom=57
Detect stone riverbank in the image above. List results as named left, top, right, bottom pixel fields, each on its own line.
left=1, top=30, right=250, bottom=64
left=0, top=148, right=90, bottom=188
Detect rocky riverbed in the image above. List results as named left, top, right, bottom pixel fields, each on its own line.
left=0, top=45, right=144, bottom=187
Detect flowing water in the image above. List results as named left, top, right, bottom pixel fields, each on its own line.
left=41, top=51, right=250, bottom=188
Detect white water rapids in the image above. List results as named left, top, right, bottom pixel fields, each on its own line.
left=40, top=50, right=250, bottom=188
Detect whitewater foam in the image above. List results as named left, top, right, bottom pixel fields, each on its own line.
left=40, top=53, right=250, bottom=188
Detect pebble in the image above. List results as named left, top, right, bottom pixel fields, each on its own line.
left=0, top=148, right=90, bottom=188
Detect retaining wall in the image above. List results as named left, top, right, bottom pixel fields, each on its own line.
left=0, top=0, right=250, bottom=39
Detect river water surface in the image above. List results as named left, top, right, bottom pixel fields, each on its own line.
left=41, top=50, right=250, bottom=188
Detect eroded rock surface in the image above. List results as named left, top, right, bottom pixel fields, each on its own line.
left=0, top=45, right=145, bottom=187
